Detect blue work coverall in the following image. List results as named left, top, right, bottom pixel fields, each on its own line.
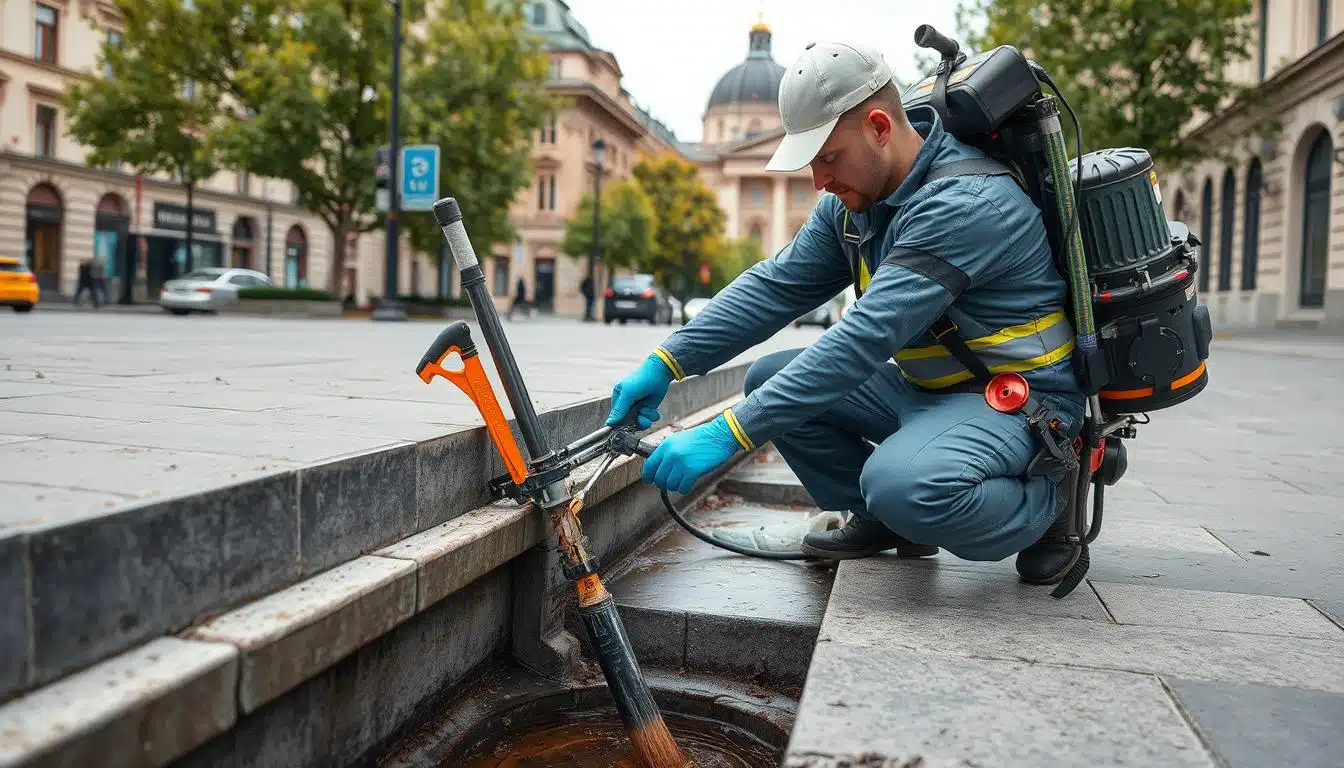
left=652, top=104, right=1086, bottom=562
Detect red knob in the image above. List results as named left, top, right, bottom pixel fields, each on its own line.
left=985, top=372, right=1030, bottom=414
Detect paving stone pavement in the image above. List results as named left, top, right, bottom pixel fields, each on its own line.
left=0, top=311, right=820, bottom=531
left=766, top=335, right=1344, bottom=767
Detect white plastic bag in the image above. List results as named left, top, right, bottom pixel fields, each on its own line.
left=709, top=510, right=846, bottom=552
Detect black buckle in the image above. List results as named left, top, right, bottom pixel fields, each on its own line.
left=1024, top=405, right=1079, bottom=478
left=931, top=315, right=959, bottom=340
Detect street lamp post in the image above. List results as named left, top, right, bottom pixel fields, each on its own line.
left=681, top=218, right=693, bottom=324
left=373, top=0, right=407, bottom=322
left=585, top=137, right=606, bottom=321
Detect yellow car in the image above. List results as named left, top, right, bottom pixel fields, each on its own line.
left=0, top=256, right=39, bottom=312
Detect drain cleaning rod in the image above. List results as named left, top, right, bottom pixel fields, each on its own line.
left=431, top=198, right=694, bottom=768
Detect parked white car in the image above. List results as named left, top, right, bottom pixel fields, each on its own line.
left=159, top=268, right=272, bottom=315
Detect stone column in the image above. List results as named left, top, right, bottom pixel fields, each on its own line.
left=720, top=176, right=741, bottom=239
left=772, top=176, right=788, bottom=254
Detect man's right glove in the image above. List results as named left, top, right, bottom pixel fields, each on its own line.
left=605, top=353, right=675, bottom=430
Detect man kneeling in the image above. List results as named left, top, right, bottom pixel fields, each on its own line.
left=602, top=39, right=1085, bottom=584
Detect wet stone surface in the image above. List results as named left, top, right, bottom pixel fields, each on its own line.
left=608, top=453, right=836, bottom=691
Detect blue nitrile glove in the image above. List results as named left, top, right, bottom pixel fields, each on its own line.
left=605, top=354, right=676, bottom=429
left=641, top=414, right=742, bottom=494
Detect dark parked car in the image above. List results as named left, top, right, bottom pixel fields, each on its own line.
left=604, top=274, right=674, bottom=325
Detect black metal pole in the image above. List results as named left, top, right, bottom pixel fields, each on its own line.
left=586, top=166, right=600, bottom=321
left=264, top=196, right=273, bottom=279
left=374, top=0, right=406, bottom=321
left=185, top=180, right=194, bottom=273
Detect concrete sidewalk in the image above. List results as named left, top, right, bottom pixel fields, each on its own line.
left=776, top=338, right=1344, bottom=766
left=0, top=311, right=820, bottom=705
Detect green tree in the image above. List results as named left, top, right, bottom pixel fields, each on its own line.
left=707, top=236, right=764, bottom=294
left=920, top=0, right=1262, bottom=167
left=206, top=0, right=417, bottom=296
left=630, top=152, right=727, bottom=309
left=400, top=0, right=560, bottom=268
left=63, top=0, right=411, bottom=296
left=561, top=178, right=658, bottom=274
left=63, top=15, right=221, bottom=271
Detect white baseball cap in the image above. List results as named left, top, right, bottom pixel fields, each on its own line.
left=766, top=41, right=895, bottom=173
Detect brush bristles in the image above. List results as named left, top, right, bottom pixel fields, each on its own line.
left=630, top=718, right=695, bottom=768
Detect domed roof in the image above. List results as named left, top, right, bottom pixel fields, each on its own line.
left=706, top=24, right=785, bottom=111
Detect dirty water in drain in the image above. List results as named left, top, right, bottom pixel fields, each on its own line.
left=451, top=709, right=780, bottom=768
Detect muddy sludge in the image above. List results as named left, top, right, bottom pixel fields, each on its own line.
left=449, top=707, right=779, bottom=767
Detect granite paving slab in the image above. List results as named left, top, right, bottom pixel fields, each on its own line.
left=784, top=642, right=1216, bottom=767
left=0, top=312, right=819, bottom=521
left=819, top=558, right=1344, bottom=693
left=608, top=498, right=836, bottom=690
left=1164, top=677, right=1344, bottom=768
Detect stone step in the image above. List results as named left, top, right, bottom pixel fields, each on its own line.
left=603, top=496, right=835, bottom=696
left=717, top=448, right=816, bottom=507
left=780, top=545, right=1344, bottom=767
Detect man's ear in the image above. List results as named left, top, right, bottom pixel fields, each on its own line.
left=865, top=108, right=893, bottom=144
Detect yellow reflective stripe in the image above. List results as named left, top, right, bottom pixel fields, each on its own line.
left=901, top=338, right=1076, bottom=388
left=652, top=346, right=685, bottom=381
left=722, top=408, right=755, bottom=451
left=897, top=310, right=1068, bottom=360
left=857, top=258, right=870, bottom=291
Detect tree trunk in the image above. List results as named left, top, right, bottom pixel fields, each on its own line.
left=328, top=214, right=349, bottom=299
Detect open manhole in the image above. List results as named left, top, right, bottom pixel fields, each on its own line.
left=385, top=668, right=792, bottom=768
left=452, top=707, right=779, bottom=767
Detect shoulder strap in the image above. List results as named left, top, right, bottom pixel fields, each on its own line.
left=915, top=159, right=1020, bottom=384
left=841, top=211, right=865, bottom=297
left=920, top=157, right=1024, bottom=192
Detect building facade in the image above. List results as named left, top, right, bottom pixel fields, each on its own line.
left=420, top=0, right=684, bottom=318
left=687, top=21, right=823, bottom=259
left=1160, top=0, right=1344, bottom=331
left=0, top=0, right=328, bottom=301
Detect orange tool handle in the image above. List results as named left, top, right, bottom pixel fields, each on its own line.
left=417, top=321, right=529, bottom=485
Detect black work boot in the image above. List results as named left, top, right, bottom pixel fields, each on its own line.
left=799, top=514, right=939, bottom=560
left=1016, top=473, right=1082, bottom=584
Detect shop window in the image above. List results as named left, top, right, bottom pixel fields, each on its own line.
left=35, top=105, right=56, bottom=158
left=1198, top=178, right=1212, bottom=294
left=34, top=4, right=57, bottom=65
left=1242, top=160, right=1261, bottom=291
left=1217, top=168, right=1235, bottom=292
left=1299, top=132, right=1333, bottom=309
left=493, top=256, right=509, bottom=296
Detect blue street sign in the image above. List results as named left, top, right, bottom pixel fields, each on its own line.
left=399, top=144, right=440, bottom=211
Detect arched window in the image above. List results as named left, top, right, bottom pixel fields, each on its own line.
left=1218, top=168, right=1236, bottom=291
left=1241, top=159, right=1261, bottom=291
left=284, top=224, right=308, bottom=289
left=1300, top=132, right=1333, bottom=308
left=1198, top=178, right=1213, bottom=294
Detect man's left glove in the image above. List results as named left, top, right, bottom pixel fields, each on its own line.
left=641, top=414, right=743, bottom=494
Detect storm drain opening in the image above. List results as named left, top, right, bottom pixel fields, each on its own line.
left=383, top=667, right=795, bottom=768
left=452, top=704, right=780, bottom=767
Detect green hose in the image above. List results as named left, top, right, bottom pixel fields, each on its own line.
left=1038, top=96, right=1097, bottom=354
